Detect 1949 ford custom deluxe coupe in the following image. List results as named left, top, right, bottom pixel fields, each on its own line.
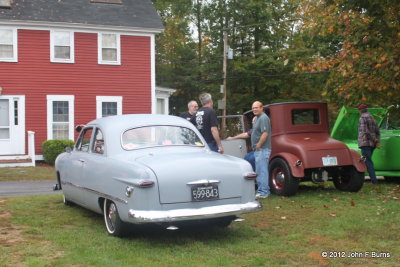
left=54, top=114, right=261, bottom=236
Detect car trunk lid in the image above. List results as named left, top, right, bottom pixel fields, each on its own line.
left=135, top=150, right=244, bottom=204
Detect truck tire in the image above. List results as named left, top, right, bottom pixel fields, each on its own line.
left=333, top=166, right=365, bottom=192
left=269, top=158, right=299, bottom=196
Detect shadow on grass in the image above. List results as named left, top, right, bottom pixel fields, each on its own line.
left=65, top=202, right=258, bottom=243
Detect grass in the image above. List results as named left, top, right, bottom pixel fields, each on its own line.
left=0, top=164, right=55, bottom=182
left=0, top=180, right=399, bottom=267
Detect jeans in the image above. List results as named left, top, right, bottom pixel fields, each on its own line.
left=244, top=151, right=255, bottom=171
left=360, top=146, right=377, bottom=184
left=208, top=142, right=218, bottom=152
left=254, top=148, right=271, bottom=196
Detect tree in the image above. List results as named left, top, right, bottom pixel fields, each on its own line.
left=297, top=0, right=400, bottom=107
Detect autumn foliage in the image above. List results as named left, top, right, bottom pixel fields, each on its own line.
left=298, top=0, right=400, bottom=106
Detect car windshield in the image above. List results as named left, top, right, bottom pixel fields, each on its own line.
left=122, top=125, right=204, bottom=150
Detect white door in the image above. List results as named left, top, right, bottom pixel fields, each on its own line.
left=0, top=96, right=25, bottom=155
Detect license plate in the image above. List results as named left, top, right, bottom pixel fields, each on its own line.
left=191, top=184, right=219, bottom=202
left=322, top=156, right=338, bottom=166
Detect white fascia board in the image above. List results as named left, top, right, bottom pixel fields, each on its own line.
left=0, top=20, right=164, bottom=35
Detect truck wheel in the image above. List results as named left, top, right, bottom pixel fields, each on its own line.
left=269, top=158, right=299, bottom=196
left=333, top=166, right=365, bottom=192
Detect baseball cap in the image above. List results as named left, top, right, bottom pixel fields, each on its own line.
left=358, top=104, right=367, bottom=110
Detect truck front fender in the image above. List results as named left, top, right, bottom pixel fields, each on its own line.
left=271, top=152, right=305, bottom=178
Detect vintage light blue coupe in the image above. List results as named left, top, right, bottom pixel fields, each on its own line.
left=54, top=114, right=261, bottom=236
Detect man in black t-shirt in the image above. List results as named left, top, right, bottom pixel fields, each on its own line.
left=179, top=100, right=198, bottom=121
left=191, top=93, right=223, bottom=153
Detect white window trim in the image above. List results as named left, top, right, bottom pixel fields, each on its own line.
left=98, top=33, right=121, bottom=65
left=0, top=27, right=18, bottom=62
left=96, top=96, right=123, bottom=118
left=156, top=97, right=168, bottom=115
left=46, top=95, right=75, bottom=140
left=50, top=30, right=75, bottom=63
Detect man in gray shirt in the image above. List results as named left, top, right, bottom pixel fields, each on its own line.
left=251, top=101, right=272, bottom=198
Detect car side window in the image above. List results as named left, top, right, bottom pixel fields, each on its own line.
left=75, top=128, right=93, bottom=152
left=92, top=128, right=104, bottom=154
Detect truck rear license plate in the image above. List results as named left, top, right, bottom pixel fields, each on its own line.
left=191, top=184, right=219, bottom=202
left=322, top=156, right=338, bottom=166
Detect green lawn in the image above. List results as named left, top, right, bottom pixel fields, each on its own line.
left=0, top=165, right=55, bottom=182
left=0, top=181, right=399, bottom=266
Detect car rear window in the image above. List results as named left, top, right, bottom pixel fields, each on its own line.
left=292, top=109, right=320, bottom=125
left=122, top=126, right=204, bottom=150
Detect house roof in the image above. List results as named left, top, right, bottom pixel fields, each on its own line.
left=0, top=0, right=163, bottom=32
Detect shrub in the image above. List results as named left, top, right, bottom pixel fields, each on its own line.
left=42, top=139, right=74, bottom=165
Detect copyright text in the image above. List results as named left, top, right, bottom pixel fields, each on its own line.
left=321, top=251, right=391, bottom=258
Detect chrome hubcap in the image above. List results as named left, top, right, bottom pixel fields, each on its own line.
left=107, top=203, right=117, bottom=231
left=273, top=169, right=285, bottom=189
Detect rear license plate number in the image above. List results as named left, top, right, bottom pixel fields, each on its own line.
left=322, top=156, right=338, bottom=166
left=191, top=184, right=219, bottom=202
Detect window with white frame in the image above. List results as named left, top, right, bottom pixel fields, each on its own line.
left=0, top=28, right=17, bottom=62
left=50, top=30, right=74, bottom=63
left=96, top=96, right=122, bottom=118
left=98, top=33, right=120, bottom=65
left=47, top=95, right=74, bottom=140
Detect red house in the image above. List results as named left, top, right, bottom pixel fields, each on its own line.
left=0, top=0, right=163, bottom=166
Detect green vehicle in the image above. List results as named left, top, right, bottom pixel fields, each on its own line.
left=331, top=105, right=400, bottom=180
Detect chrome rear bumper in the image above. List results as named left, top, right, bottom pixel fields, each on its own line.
left=128, top=201, right=262, bottom=223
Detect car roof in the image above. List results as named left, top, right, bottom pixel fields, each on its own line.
left=87, top=114, right=194, bottom=130
left=84, top=114, right=201, bottom=155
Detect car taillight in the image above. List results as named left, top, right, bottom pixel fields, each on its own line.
left=244, top=172, right=257, bottom=179
left=137, top=180, right=155, bottom=188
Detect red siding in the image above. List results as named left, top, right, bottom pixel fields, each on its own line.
left=0, top=29, right=152, bottom=154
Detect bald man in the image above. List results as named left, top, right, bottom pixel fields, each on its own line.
left=251, top=101, right=271, bottom=198
left=180, top=100, right=198, bottom=121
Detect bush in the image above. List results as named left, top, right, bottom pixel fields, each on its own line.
left=42, top=139, right=74, bottom=165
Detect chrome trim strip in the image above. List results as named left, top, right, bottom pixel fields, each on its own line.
left=61, top=181, right=127, bottom=204
left=186, top=179, right=221, bottom=185
left=127, top=201, right=262, bottom=223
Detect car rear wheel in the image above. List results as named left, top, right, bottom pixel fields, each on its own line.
left=332, top=166, right=365, bottom=192
left=104, top=199, right=128, bottom=237
left=269, top=158, right=299, bottom=196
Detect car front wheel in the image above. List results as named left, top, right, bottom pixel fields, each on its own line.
left=269, top=158, right=299, bottom=196
left=63, top=194, right=73, bottom=206
left=104, top=199, right=128, bottom=237
left=332, top=166, right=365, bottom=192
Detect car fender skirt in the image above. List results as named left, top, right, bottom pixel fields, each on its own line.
left=127, top=201, right=262, bottom=223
